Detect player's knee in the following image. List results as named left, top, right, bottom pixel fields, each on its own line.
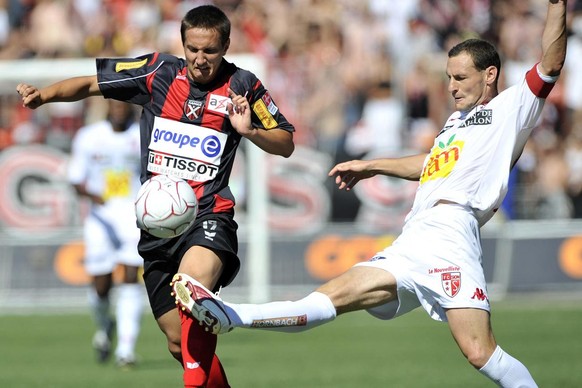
left=167, top=336, right=182, bottom=362
left=463, top=344, right=495, bottom=369
left=317, top=267, right=396, bottom=315
left=122, top=265, right=140, bottom=283
left=94, top=286, right=110, bottom=298
left=161, top=323, right=182, bottom=361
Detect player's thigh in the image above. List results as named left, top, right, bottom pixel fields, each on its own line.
left=446, top=308, right=497, bottom=362
left=84, top=217, right=116, bottom=275
left=120, top=264, right=140, bottom=283
left=178, top=245, right=224, bottom=289
left=116, top=234, right=142, bottom=283
left=317, top=265, right=398, bottom=315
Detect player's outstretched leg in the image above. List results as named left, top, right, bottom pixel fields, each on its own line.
left=172, top=272, right=337, bottom=334
left=171, top=273, right=234, bottom=335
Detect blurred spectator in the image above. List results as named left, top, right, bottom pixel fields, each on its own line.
left=564, top=127, right=582, bottom=217
left=563, top=5, right=582, bottom=136
left=0, top=0, right=8, bottom=47
left=28, top=0, right=85, bottom=57
left=535, top=147, right=574, bottom=219
left=2, top=0, right=582, bottom=221
left=344, top=80, right=405, bottom=157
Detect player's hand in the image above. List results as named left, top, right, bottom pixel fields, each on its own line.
left=91, top=194, right=106, bottom=205
left=328, top=160, right=375, bottom=190
left=226, top=88, right=253, bottom=136
left=16, top=83, right=43, bottom=109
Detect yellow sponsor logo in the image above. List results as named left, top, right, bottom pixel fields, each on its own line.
left=252, top=99, right=277, bottom=129
left=103, top=170, right=131, bottom=200
left=115, top=58, right=147, bottom=72
left=420, top=135, right=464, bottom=184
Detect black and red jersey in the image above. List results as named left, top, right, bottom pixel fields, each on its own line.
left=96, top=52, right=294, bottom=218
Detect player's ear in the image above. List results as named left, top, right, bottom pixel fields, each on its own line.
left=223, top=38, right=230, bottom=54
left=485, top=65, right=497, bottom=86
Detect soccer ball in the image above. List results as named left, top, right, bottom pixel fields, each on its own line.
left=135, top=175, right=198, bottom=238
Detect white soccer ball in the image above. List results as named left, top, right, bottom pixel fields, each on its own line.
left=135, top=175, right=198, bottom=238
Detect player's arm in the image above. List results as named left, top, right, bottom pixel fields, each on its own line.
left=538, top=0, right=567, bottom=77
left=243, top=128, right=294, bottom=158
left=227, top=87, right=294, bottom=157
left=16, top=75, right=102, bottom=109
left=329, top=154, right=427, bottom=191
left=71, top=183, right=105, bottom=205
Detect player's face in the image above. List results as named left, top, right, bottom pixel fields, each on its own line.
left=183, top=27, right=229, bottom=84
left=446, top=52, right=493, bottom=112
left=108, top=100, right=134, bottom=131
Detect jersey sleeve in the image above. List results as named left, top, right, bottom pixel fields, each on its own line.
left=230, top=68, right=295, bottom=133
left=525, top=63, right=557, bottom=98
left=96, top=52, right=178, bottom=106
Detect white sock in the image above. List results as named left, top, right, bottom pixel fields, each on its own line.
left=114, top=283, right=144, bottom=360
left=223, top=292, right=337, bottom=332
left=479, top=346, right=538, bottom=387
left=87, top=288, right=111, bottom=332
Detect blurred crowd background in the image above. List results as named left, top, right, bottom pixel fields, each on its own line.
left=1, top=0, right=582, bottom=221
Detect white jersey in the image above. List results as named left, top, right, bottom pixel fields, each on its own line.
left=68, top=120, right=142, bottom=274
left=409, top=64, right=556, bottom=226
left=68, top=120, right=141, bottom=217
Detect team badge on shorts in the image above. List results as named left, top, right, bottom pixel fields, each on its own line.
left=441, top=272, right=461, bottom=298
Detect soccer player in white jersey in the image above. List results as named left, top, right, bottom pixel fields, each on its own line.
left=68, top=99, right=144, bottom=368
left=174, top=1, right=568, bottom=386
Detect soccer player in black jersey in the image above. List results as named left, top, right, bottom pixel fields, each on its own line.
left=17, top=5, right=295, bottom=387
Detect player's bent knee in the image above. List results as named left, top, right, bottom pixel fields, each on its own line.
left=463, top=345, right=496, bottom=369
left=318, top=266, right=397, bottom=314
left=168, top=342, right=182, bottom=363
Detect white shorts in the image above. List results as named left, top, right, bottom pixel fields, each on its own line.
left=355, top=204, right=490, bottom=322
left=83, top=203, right=142, bottom=276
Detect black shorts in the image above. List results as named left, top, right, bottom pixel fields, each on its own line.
left=138, top=213, right=240, bottom=319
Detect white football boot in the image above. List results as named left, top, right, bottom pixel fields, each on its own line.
left=170, top=273, right=234, bottom=335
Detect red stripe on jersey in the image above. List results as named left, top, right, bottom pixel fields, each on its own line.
left=160, top=67, right=190, bottom=120
left=147, top=52, right=159, bottom=67
left=145, top=53, right=160, bottom=94
left=213, top=194, right=235, bottom=213
left=146, top=71, right=155, bottom=94
left=252, top=79, right=262, bottom=92
left=525, top=63, right=555, bottom=99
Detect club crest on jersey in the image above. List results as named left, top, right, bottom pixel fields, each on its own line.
left=441, top=272, right=461, bottom=298
left=184, top=99, right=204, bottom=121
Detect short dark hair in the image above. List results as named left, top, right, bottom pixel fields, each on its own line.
left=180, top=5, right=231, bottom=47
left=448, top=39, right=501, bottom=82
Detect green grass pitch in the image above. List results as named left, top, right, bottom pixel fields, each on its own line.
left=1, top=299, right=580, bottom=387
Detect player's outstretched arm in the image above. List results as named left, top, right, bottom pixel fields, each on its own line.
left=329, top=154, right=427, bottom=191
left=538, top=0, right=567, bottom=77
left=16, top=75, right=102, bottom=109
